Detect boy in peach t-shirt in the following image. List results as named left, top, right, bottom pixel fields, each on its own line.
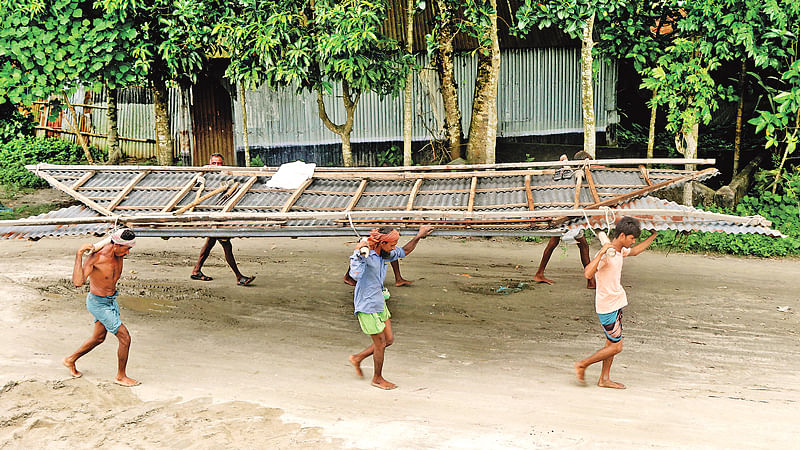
left=574, top=217, right=658, bottom=389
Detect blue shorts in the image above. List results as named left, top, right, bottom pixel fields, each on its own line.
left=598, top=309, right=623, bottom=342
left=86, top=291, right=122, bottom=334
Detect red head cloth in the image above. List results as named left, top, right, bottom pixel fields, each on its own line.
left=367, top=228, right=400, bottom=251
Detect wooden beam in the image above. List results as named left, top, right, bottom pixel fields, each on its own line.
left=406, top=178, right=423, bottom=210
left=174, top=184, right=228, bottom=215
left=584, top=167, right=601, bottom=203
left=280, top=178, right=314, bottom=213
left=162, top=172, right=203, bottom=212
left=344, top=179, right=368, bottom=212
left=639, top=165, right=652, bottom=186
left=467, top=177, right=478, bottom=213
left=524, top=175, right=535, bottom=210
left=71, top=171, right=95, bottom=190
left=222, top=177, right=258, bottom=212
left=107, top=171, right=150, bottom=211
left=551, top=168, right=719, bottom=226
left=573, top=170, right=584, bottom=209
left=31, top=169, right=115, bottom=216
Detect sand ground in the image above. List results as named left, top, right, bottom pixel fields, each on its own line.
left=1, top=235, right=799, bottom=449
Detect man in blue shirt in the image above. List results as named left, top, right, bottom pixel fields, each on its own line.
left=348, top=225, right=433, bottom=390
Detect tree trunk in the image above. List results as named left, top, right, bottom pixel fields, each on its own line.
left=466, top=0, right=500, bottom=164
left=733, top=60, right=746, bottom=174
left=403, top=0, right=414, bottom=166
left=316, top=80, right=360, bottom=167
left=675, top=122, right=699, bottom=205
left=106, top=87, right=121, bottom=164
left=239, top=83, right=251, bottom=167
left=178, top=85, right=193, bottom=166
left=580, top=14, right=596, bottom=158
left=152, top=76, right=174, bottom=166
left=647, top=89, right=657, bottom=159
left=62, top=92, right=93, bottom=164
left=433, top=0, right=462, bottom=161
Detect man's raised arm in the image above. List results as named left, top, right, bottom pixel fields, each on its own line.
left=402, top=225, right=434, bottom=255
left=72, top=244, right=95, bottom=287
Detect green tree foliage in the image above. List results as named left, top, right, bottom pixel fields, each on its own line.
left=741, top=0, right=800, bottom=192
left=218, top=0, right=411, bottom=167
left=0, top=101, right=35, bottom=143
left=0, top=0, right=141, bottom=103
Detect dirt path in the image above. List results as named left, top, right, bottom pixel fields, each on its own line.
left=1, top=236, right=798, bottom=448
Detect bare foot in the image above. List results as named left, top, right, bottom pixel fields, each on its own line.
left=348, top=355, right=363, bottom=378
left=533, top=274, right=553, bottom=285
left=344, top=275, right=356, bottom=286
left=371, top=379, right=397, bottom=390
left=587, top=279, right=596, bottom=289
left=597, top=379, right=626, bottom=389
left=394, top=278, right=413, bottom=287
left=63, top=358, right=82, bottom=378
left=573, top=362, right=586, bottom=385
left=114, top=376, right=140, bottom=387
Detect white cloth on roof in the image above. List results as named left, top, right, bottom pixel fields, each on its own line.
left=266, top=161, right=316, bottom=189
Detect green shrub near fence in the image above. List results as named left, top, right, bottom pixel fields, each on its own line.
left=0, top=137, right=105, bottom=188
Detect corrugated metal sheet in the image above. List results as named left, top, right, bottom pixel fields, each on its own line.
left=232, top=48, right=617, bottom=153
left=0, top=162, right=735, bottom=240
left=562, top=196, right=785, bottom=238
left=0, top=205, right=110, bottom=240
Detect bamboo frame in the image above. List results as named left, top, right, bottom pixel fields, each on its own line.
left=32, top=169, right=114, bottom=216
left=71, top=171, right=96, bottom=190
left=345, top=179, right=368, bottom=212
left=639, top=165, right=652, bottom=186
left=107, top=171, right=150, bottom=211
left=280, top=178, right=314, bottom=213
left=406, top=178, right=423, bottom=211
left=584, top=167, right=600, bottom=203
left=524, top=175, right=535, bottom=211
left=162, top=172, right=203, bottom=213
left=467, top=177, right=478, bottom=213
left=222, top=177, right=257, bottom=212
left=174, top=184, right=228, bottom=215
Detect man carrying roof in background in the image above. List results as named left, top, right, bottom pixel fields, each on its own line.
left=190, top=153, right=255, bottom=286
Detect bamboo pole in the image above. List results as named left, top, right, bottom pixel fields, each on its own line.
left=161, top=172, right=203, bottom=212
left=26, top=158, right=717, bottom=174
left=345, top=179, right=368, bottom=211
left=62, top=92, right=94, bottom=164
left=222, top=177, right=258, bottom=212
left=174, top=184, right=229, bottom=215
left=406, top=178, right=423, bottom=210
left=0, top=208, right=773, bottom=227
left=524, top=174, right=535, bottom=211
left=280, top=178, right=314, bottom=213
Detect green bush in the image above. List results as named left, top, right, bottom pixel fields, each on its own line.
left=250, top=155, right=265, bottom=167
left=648, top=168, right=800, bottom=257
left=0, top=137, right=100, bottom=188
left=0, top=102, right=35, bottom=143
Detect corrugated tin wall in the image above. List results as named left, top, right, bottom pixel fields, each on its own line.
left=232, top=47, right=617, bottom=148
left=39, top=47, right=617, bottom=164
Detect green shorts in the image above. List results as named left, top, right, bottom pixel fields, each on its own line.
left=357, top=306, right=391, bottom=335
